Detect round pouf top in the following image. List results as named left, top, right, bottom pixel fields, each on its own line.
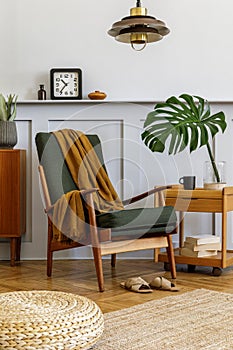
left=0, top=290, right=104, bottom=350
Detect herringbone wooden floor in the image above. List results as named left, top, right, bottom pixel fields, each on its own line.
left=1, top=259, right=233, bottom=313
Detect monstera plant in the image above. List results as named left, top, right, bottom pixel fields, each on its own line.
left=141, top=94, right=227, bottom=183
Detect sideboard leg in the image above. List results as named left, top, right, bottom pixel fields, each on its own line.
left=10, top=238, right=16, bottom=267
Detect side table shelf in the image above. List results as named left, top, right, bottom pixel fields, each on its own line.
left=156, top=186, right=233, bottom=273
left=0, top=149, right=26, bottom=266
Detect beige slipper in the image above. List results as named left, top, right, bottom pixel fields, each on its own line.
left=149, top=276, right=179, bottom=292
left=120, top=277, right=153, bottom=293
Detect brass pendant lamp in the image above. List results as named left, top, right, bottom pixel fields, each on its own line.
left=108, top=0, right=170, bottom=51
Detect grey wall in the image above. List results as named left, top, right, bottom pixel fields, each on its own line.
left=1, top=0, right=233, bottom=101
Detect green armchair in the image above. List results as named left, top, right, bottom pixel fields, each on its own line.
left=35, top=131, right=177, bottom=292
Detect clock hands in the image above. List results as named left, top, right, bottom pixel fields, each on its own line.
left=60, top=79, right=69, bottom=95
left=61, top=79, right=68, bottom=86
left=60, top=85, right=66, bottom=94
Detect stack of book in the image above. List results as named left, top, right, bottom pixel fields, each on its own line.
left=180, top=234, right=221, bottom=257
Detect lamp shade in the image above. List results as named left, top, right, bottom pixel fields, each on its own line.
left=108, top=1, right=170, bottom=51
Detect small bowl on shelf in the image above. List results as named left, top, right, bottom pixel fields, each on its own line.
left=88, top=91, right=107, bottom=100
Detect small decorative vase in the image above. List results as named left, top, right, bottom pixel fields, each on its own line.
left=38, top=84, right=46, bottom=100
left=88, top=91, right=107, bottom=100
left=0, top=120, right=18, bottom=149
left=203, top=161, right=226, bottom=190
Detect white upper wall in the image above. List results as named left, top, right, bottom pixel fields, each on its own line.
left=1, top=0, right=233, bottom=101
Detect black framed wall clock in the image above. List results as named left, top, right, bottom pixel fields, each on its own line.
left=50, top=68, right=82, bottom=100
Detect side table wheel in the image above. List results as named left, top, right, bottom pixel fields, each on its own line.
left=212, top=267, right=222, bottom=276
left=164, top=262, right=170, bottom=271
left=187, top=264, right=196, bottom=273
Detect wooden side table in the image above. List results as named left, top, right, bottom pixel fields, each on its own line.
left=157, top=186, right=233, bottom=274
left=0, top=150, right=26, bottom=266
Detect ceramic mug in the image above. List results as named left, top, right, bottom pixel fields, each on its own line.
left=179, top=176, right=196, bottom=190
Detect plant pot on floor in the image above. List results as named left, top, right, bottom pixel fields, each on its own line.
left=203, top=161, right=226, bottom=190
left=0, top=120, right=17, bottom=149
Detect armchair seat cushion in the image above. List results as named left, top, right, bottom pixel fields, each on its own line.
left=96, top=206, right=176, bottom=236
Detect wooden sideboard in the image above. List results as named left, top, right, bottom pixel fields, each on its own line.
left=0, top=149, right=26, bottom=265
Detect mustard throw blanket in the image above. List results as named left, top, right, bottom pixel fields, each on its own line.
left=51, top=129, right=123, bottom=242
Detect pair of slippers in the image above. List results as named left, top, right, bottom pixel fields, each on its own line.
left=120, top=276, right=179, bottom=293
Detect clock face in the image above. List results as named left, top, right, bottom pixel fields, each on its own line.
left=50, top=68, right=82, bottom=100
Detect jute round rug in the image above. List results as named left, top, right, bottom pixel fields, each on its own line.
left=92, top=289, right=233, bottom=350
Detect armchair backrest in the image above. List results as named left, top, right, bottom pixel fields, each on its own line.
left=35, top=132, right=106, bottom=205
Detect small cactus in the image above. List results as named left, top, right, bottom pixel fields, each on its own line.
left=0, top=93, right=18, bottom=121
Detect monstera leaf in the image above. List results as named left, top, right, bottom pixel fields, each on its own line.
left=142, top=94, right=227, bottom=182
left=142, top=94, right=226, bottom=154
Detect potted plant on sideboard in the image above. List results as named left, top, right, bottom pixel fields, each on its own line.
left=0, top=93, right=18, bottom=149
left=141, top=93, right=227, bottom=189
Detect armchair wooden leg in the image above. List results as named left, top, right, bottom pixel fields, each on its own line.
left=166, top=234, right=176, bottom=279
left=86, top=192, right=105, bottom=292
left=111, top=254, right=116, bottom=267
left=47, top=218, right=53, bottom=277
left=47, top=250, right=53, bottom=277
left=92, top=247, right=105, bottom=292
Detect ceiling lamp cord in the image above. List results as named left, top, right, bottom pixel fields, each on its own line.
left=107, top=1, right=170, bottom=51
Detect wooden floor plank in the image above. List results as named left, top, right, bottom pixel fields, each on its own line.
left=0, top=259, right=232, bottom=313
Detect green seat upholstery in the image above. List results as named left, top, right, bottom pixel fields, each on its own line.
left=96, top=206, right=176, bottom=236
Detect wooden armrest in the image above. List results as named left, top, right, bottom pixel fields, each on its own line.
left=122, top=185, right=171, bottom=206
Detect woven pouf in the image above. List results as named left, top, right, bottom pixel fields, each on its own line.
left=0, top=290, right=104, bottom=350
